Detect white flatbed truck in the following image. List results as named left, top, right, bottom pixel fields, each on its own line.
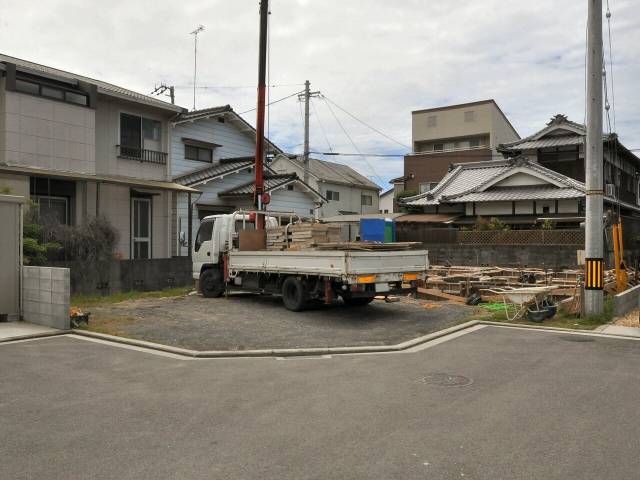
left=192, top=211, right=429, bottom=311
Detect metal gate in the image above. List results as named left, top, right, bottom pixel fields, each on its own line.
left=0, top=195, right=24, bottom=320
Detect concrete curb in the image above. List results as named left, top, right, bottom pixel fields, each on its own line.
left=71, top=321, right=481, bottom=358
left=0, top=329, right=71, bottom=344
left=479, top=321, right=640, bottom=339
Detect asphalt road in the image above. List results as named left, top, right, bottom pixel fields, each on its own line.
left=88, top=294, right=469, bottom=350
left=1, top=326, right=639, bottom=480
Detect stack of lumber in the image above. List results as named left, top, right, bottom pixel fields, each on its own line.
left=266, top=226, right=288, bottom=251
left=289, top=223, right=341, bottom=250
left=314, top=241, right=423, bottom=251
left=420, top=264, right=638, bottom=303
left=266, top=222, right=342, bottom=251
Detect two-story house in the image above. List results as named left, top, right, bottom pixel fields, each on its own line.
left=404, top=100, right=520, bottom=193
left=270, top=154, right=380, bottom=217
left=170, top=106, right=326, bottom=256
left=0, top=53, right=196, bottom=260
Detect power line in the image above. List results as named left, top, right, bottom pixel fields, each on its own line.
left=174, top=83, right=305, bottom=89
left=321, top=94, right=411, bottom=150
left=321, top=96, right=386, bottom=185
left=310, top=97, right=333, bottom=152
left=605, top=0, right=616, bottom=132
left=237, top=89, right=304, bottom=115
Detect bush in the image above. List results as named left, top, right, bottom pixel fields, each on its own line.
left=539, top=219, right=556, bottom=230
left=43, top=216, right=118, bottom=261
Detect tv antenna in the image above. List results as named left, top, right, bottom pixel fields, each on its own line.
left=150, top=84, right=175, bottom=104
left=190, top=25, right=205, bottom=111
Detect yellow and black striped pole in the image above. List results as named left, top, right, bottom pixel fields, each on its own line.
left=584, top=258, right=604, bottom=290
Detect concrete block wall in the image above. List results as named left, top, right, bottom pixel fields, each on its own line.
left=613, top=283, right=640, bottom=318
left=22, top=266, right=70, bottom=329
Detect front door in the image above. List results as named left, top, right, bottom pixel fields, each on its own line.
left=131, top=197, right=151, bottom=259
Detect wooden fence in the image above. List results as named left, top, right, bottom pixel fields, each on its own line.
left=396, top=227, right=585, bottom=246
left=457, top=229, right=585, bottom=245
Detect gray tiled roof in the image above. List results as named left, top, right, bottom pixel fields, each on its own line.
left=173, top=157, right=254, bottom=186
left=0, top=53, right=185, bottom=112
left=174, top=105, right=232, bottom=122
left=218, top=174, right=295, bottom=196
left=283, top=156, right=380, bottom=190
left=403, top=157, right=587, bottom=206
left=452, top=186, right=583, bottom=202
left=217, top=173, right=326, bottom=202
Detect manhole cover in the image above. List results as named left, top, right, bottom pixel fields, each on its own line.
left=559, top=336, right=595, bottom=343
left=418, top=373, right=473, bottom=387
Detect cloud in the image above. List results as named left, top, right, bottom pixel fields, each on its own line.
left=1, top=0, right=638, bottom=186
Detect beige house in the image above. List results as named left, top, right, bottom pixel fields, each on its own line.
left=0, top=53, right=196, bottom=260
left=270, top=154, right=380, bottom=217
left=404, top=99, right=520, bottom=193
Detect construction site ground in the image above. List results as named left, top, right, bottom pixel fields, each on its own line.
left=76, top=293, right=472, bottom=351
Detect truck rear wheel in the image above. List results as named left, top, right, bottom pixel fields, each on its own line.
left=343, top=296, right=375, bottom=307
left=281, top=277, right=308, bottom=311
left=200, top=268, right=225, bottom=298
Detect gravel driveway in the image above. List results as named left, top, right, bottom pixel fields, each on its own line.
left=85, top=293, right=471, bottom=350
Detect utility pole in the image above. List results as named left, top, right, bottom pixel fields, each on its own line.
left=584, top=0, right=604, bottom=315
left=254, top=0, right=269, bottom=230
left=190, top=25, right=205, bottom=111
left=298, top=80, right=320, bottom=184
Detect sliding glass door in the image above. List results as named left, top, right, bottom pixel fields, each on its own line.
left=131, top=197, right=151, bottom=259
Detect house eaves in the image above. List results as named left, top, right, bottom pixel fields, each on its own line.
left=0, top=53, right=185, bottom=113
left=0, top=163, right=199, bottom=193
left=218, top=173, right=327, bottom=203
left=172, top=157, right=255, bottom=187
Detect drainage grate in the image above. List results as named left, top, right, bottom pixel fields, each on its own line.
left=418, top=373, right=473, bottom=387
left=559, top=336, right=595, bottom=343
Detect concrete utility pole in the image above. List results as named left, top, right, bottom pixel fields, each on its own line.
left=584, top=0, right=605, bottom=315
left=298, top=80, right=320, bottom=184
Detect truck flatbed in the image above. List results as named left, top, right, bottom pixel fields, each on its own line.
left=228, top=249, right=429, bottom=282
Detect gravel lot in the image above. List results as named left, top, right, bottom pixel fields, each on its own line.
left=85, top=293, right=471, bottom=350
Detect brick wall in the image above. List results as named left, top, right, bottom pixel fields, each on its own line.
left=22, top=266, right=70, bottom=329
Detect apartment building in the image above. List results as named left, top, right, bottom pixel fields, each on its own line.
left=404, top=99, right=520, bottom=193
left=0, top=53, right=195, bottom=260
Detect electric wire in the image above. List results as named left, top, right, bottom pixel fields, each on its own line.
left=321, top=96, right=386, bottom=185
left=321, top=95, right=411, bottom=150
left=237, top=90, right=304, bottom=115
left=310, top=97, right=333, bottom=152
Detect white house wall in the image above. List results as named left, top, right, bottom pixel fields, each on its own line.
left=171, top=117, right=255, bottom=177
left=95, top=96, right=168, bottom=182
left=1, top=85, right=96, bottom=173
left=475, top=201, right=512, bottom=216
left=557, top=199, right=579, bottom=213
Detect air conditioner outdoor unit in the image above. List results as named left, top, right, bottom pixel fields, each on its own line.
left=605, top=184, right=616, bottom=197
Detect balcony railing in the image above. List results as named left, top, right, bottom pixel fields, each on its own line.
left=116, top=145, right=168, bottom=165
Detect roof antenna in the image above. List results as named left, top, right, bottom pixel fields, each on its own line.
left=190, top=25, right=205, bottom=111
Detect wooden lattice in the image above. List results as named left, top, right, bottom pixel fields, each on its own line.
left=457, top=229, right=585, bottom=246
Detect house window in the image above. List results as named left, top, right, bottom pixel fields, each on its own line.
left=120, top=114, right=163, bottom=158
left=14, top=78, right=88, bottom=106
left=464, top=111, right=476, bottom=122
left=361, top=195, right=373, bottom=206
left=33, top=195, right=69, bottom=225
left=419, top=182, right=431, bottom=193
left=185, top=145, right=213, bottom=162
left=287, top=184, right=294, bottom=191
left=470, top=138, right=481, bottom=148
left=542, top=206, right=550, bottom=214
left=131, top=197, right=152, bottom=259
left=326, top=190, right=340, bottom=201
left=427, top=115, right=437, bottom=127
left=433, top=143, right=444, bottom=152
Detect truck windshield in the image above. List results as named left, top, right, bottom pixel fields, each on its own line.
left=195, top=220, right=214, bottom=252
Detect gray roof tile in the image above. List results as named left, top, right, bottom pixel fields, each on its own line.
left=173, top=157, right=254, bottom=186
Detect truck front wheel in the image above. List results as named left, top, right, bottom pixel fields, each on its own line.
left=200, top=268, right=225, bottom=298
left=281, top=276, right=308, bottom=311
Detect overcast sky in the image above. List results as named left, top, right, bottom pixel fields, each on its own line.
left=1, top=0, right=638, bottom=187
